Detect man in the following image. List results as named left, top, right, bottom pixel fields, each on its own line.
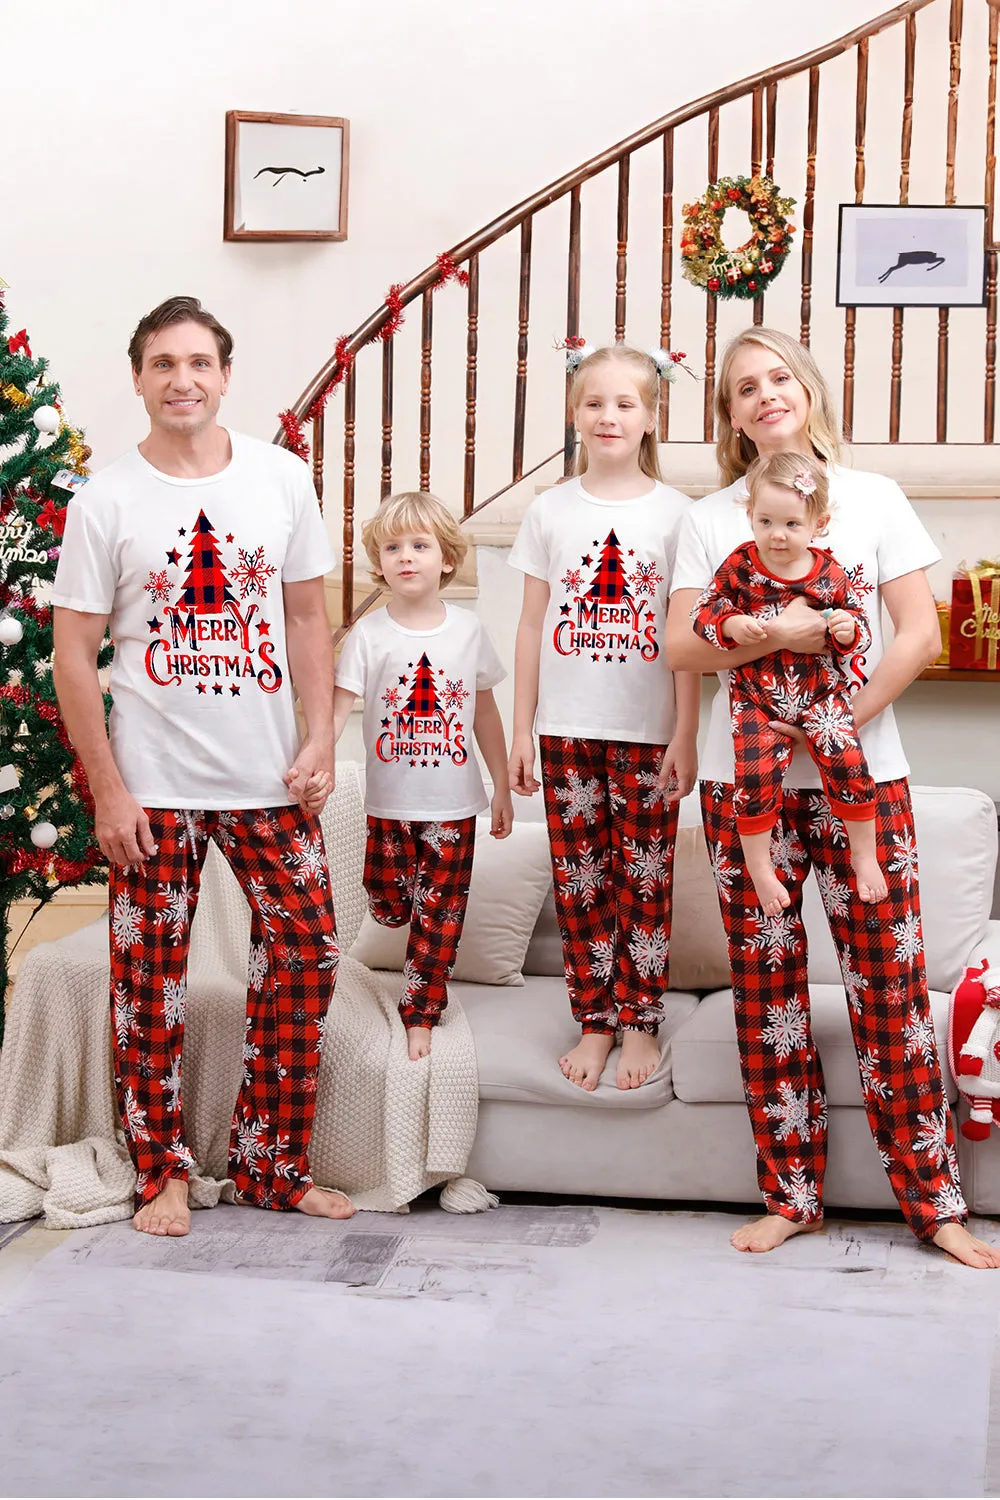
left=53, top=295, right=353, bottom=1236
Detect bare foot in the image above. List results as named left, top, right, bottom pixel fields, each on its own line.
left=730, top=1213, right=823, bottom=1253
left=406, top=1025, right=432, bottom=1060
left=932, top=1222, right=1000, bottom=1268
left=618, top=1030, right=660, bottom=1090
left=133, top=1177, right=191, bottom=1237
left=853, top=853, right=888, bottom=904
left=748, top=864, right=790, bottom=917
left=295, top=1185, right=356, bottom=1220
left=559, top=1032, right=614, bottom=1091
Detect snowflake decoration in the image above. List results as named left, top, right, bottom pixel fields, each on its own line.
left=318, top=934, right=339, bottom=973
left=628, top=560, right=664, bottom=597
left=763, top=1082, right=812, bottom=1143
left=744, top=910, right=802, bottom=972
left=888, top=832, right=918, bottom=888
left=759, top=670, right=813, bottom=724
left=775, top=1159, right=819, bottom=1219
left=113, top=984, right=137, bottom=1048
left=246, top=878, right=290, bottom=939
left=807, top=794, right=848, bottom=847
left=554, top=842, right=608, bottom=909
left=858, top=1048, right=890, bottom=1101
left=382, top=685, right=402, bottom=710
left=154, top=881, right=191, bottom=944
left=890, top=911, right=923, bottom=963
left=932, top=1182, right=968, bottom=1221
left=844, top=561, right=875, bottom=600
left=122, top=1086, right=150, bottom=1142
left=283, top=831, right=328, bottom=889
left=234, top=1110, right=274, bottom=1174
left=587, top=938, right=615, bottom=984
left=802, top=696, right=857, bottom=757
left=111, top=892, right=143, bottom=952
left=162, top=1056, right=183, bottom=1114
left=401, top=958, right=425, bottom=1005
left=214, top=812, right=239, bottom=852
left=622, top=835, right=669, bottom=897
left=913, top=1107, right=950, bottom=1167
left=769, top=824, right=807, bottom=879
left=561, top=567, right=584, bottom=594
left=636, top=771, right=667, bottom=810
left=760, top=997, right=808, bottom=1060
left=421, top=821, right=461, bottom=854
left=903, top=1010, right=937, bottom=1065
left=243, top=1035, right=261, bottom=1070
left=816, top=867, right=851, bottom=920
left=441, top=678, right=470, bottom=713
left=840, top=958, right=869, bottom=1015
left=162, top=977, right=187, bottom=1028
left=174, top=809, right=207, bottom=853
left=247, top=941, right=268, bottom=993
left=232, top=545, right=277, bottom=599
left=709, top=841, right=739, bottom=902
left=554, top=769, right=603, bottom=826
left=252, top=812, right=276, bottom=842
left=143, top=569, right=172, bottom=604
left=628, top=923, right=670, bottom=981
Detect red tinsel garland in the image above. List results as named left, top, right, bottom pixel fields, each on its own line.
left=277, top=409, right=309, bottom=462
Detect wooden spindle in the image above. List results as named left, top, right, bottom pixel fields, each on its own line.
left=419, top=288, right=433, bottom=491
left=513, top=217, right=532, bottom=482
left=799, top=67, right=819, bottom=346
left=380, top=337, right=393, bottom=499
left=889, top=311, right=903, bottom=442
left=986, top=0, right=998, bottom=442
left=615, top=155, right=630, bottom=343
left=704, top=107, right=719, bottom=442
left=463, top=253, right=479, bottom=516
left=765, top=82, right=777, bottom=178
left=751, top=86, right=765, bottom=326
left=564, top=186, right=581, bottom=474
left=937, top=0, right=963, bottom=443
left=843, top=39, right=869, bottom=441
left=341, top=364, right=356, bottom=630
left=660, top=129, right=674, bottom=441
left=311, top=408, right=325, bottom=510
left=890, top=15, right=916, bottom=444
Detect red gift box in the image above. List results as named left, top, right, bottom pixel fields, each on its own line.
left=949, top=559, right=1000, bottom=671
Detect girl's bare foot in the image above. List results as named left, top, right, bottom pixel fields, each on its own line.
left=731, top=1213, right=823, bottom=1253
left=932, top=1222, right=1000, bottom=1268
left=406, top=1025, right=432, bottom=1060
left=295, top=1186, right=355, bottom=1220
left=748, top=865, right=791, bottom=917
left=133, top=1177, right=191, bottom=1236
left=852, top=853, right=888, bottom=904
left=559, top=1032, right=614, bottom=1091
left=618, top=1031, right=660, bottom=1089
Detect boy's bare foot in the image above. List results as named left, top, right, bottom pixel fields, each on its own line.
left=133, top=1177, right=191, bottom=1236
left=560, top=1032, right=614, bottom=1091
left=748, top=865, right=791, bottom=917
left=406, top=1025, right=433, bottom=1060
left=618, top=1030, right=660, bottom=1089
left=731, top=1213, right=823, bottom=1253
left=852, top=853, right=888, bottom=904
left=932, top=1222, right=1000, bottom=1268
left=295, top=1186, right=355, bottom=1219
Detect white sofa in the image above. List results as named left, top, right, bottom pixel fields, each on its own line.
left=346, top=766, right=1000, bottom=1217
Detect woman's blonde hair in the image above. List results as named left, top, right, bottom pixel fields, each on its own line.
left=715, top=327, right=841, bottom=488
left=745, top=450, right=830, bottom=527
left=569, top=345, right=664, bottom=482
left=362, top=491, right=468, bottom=588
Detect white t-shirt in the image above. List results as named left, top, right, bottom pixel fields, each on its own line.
left=336, top=603, right=505, bottom=820
left=53, top=430, right=335, bottom=809
left=671, top=465, right=941, bottom=785
left=508, top=477, right=691, bottom=744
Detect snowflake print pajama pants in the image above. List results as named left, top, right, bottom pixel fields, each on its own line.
left=363, top=815, right=476, bottom=1026
left=700, top=778, right=967, bottom=1239
left=109, top=805, right=338, bottom=1212
left=539, top=736, right=678, bottom=1035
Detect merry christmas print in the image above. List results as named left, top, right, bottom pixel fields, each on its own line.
left=142, top=510, right=282, bottom=696
left=376, top=653, right=470, bottom=768
left=555, top=530, right=661, bottom=663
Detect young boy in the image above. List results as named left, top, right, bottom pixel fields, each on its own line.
left=334, top=491, right=513, bottom=1058
left=690, top=451, right=888, bottom=915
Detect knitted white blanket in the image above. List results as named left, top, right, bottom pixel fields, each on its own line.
left=0, top=763, right=483, bottom=1227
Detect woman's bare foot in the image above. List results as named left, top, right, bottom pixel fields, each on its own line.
left=852, top=853, right=888, bottom=904
left=133, top=1177, right=191, bottom=1237
left=618, top=1031, right=660, bottom=1090
left=731, top=1213, right=823, bottom=1253
left=295, top=1186, right=356, bottom=1220
left=406, top=1025, right=432, bottom=1060
left=559, top=1032, right=614, bottom=1091
left=747, top=863, right=790, bottom=917
left=932, top=1222, right=1000, bottom=1268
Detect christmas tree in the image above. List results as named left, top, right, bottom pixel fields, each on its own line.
left=587, top=530, right=632, bottom=602
left=177, top=510, right=235, bottom=612
left=404, top=654, right=443, bottom=717
left=0, top=287, right=111, bottom=1040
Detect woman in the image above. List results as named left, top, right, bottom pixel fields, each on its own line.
left=666, top=326, right=999, bottom=1268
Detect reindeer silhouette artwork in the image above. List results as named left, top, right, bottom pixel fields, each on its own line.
left=878, top=249, right=946, bottom=283
left=252, top=165, right=326, bottom=187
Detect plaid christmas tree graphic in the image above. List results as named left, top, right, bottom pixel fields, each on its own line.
left=587, top=530, right=632, bottom=603
left=403, top=654, right=443, bottom=717
left=176, top=511, right=236, bottom=613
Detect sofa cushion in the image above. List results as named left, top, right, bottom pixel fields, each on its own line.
left=453, top=977, right=700, bottom=1109
left=348, top=818, right=552, bottom=986
left=670, top=985, right=957, bottom=1107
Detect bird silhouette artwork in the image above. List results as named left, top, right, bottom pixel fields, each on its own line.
left=878, top=249, right=946, bottom=283
left=252, top=165, right=326, bottom=187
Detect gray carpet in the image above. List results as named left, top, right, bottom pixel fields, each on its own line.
left=1, top=1202, right=998, bottom=1498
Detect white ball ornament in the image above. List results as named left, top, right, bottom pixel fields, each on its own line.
left=0, top=616, right=23, bottom=645
left=32, top=405, right=61, bottom=435
left=29, top=821, right=59, bottom=849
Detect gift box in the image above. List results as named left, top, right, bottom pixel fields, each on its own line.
left=950, top=557, right=1000, bottom=671
left=934, top=601, right=950, bottom=666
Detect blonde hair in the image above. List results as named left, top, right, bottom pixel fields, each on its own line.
left=715, top=327, right=842, bottom=488
left=569, top=345, right=664, bottom=482
left=362, top=491, right=468, bottom=588
left=745, top=451, right=830, bottom=527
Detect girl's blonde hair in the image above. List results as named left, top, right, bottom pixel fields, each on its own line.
left=362, top=491, right=468, bottom=588
left=745, top=451, right=830, bottom=528
left=715, top=327, right=842, bottom=488
left=569, top=345, right=664, bottom=482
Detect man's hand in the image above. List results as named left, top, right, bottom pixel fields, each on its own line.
left=508, top=734, right=540, bottom=796
left=723, top=613, right=768, bottom=645
left=825, top=608, right=857, bottom=646
left=94, top=789, right=158, bottom=867
left=490, top=787, right=514, bottom=838
left=657, top=735, right=698, bottom=804
left=284, top=738, right=335, bottom=812
left=769, top=594, right=828, bottom=653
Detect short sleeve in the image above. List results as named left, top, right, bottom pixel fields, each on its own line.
left=51, top=494, right=117, bottom=614
left=508, top=499, right=550, bottom=580
left=281, top=463, right=337, bottom=582
left=335, top=621, right=368, bottom=696
left=670, top=508, right=714, bottom=594
left=874, top=479, right=941, bottom=583
left=475, top=624, right=506, bottom=690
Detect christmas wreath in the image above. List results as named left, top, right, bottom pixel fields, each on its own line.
left=680, top=175, right=796, bottom=300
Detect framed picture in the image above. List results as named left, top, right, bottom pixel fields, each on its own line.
left=836, top=204, right=986, bottom=307
left=224, top=111, right=349, bottom=242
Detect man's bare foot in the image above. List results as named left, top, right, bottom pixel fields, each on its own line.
left=852, top=854, right=888, bottom=904
left=295, top=1185, right=356, bottom=1219
left=559, top=1032, right=614, bottom=1091
left=748, top=864, right=791, bottom=917
left=932, top=1222, right=1000, bottom=1268
left=406, top=1025, right=432, bottom=1060
left=731, top=1213, right=823, bottom=1253
left=618, top=1030, right=660, bottom=1089
left=133, top=1177, right=191, bottom=1237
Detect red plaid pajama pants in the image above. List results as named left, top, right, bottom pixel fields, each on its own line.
left=539, top=736, right=678, bottom=1034
left=363, top=815, right=476, bottom=1026
left=109, top=805, right=338, bottom=1212
left=700, top=777, right=967, bottom=1240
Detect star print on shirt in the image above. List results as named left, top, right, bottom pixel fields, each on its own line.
left=178, top=528, right=187, bottom=537
left=605, top=653, right=613, bottom=662
left=196, top=683, right=206, bottom=694
left=147, top=617, right=161, bottom=632
left=257, top=620, right=271, bottom=637
left=225, top=534, right=235, bottom=544
left=165, top=549, right=180, bottom=566
left=381, top=717, right=390, bottom=729
left=592, top=652, right=600, bottom=661
left=230, top=685, right=240, bottom=696
left=559, top=604, right=571, bottom=616
left=212, top=684, right=223, bottom=695
left=398, top=675, right=407, bottom=686
left=581, top=554, right=593, bottom=567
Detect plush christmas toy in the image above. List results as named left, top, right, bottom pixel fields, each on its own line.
left=948, top=960, right=1000, bottom=1140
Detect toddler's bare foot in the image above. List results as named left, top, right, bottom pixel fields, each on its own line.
left=731, top=1213, right=823, bottom=1253
left=748, top=864, right=790, bottom=917
left=932, top=1222, right=1000, bottom=1268
left=618, top=1030, right=660, bottom=1089
left=852, top=853, right=888, bottom=904
left=295, top=1186, right=355, bottom=1220
left=406, top=1025, right=432, bottom=1060
left=559, top=1032, right=614, bottom=1091
left=133, top=1177, right=190, bottom=1237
